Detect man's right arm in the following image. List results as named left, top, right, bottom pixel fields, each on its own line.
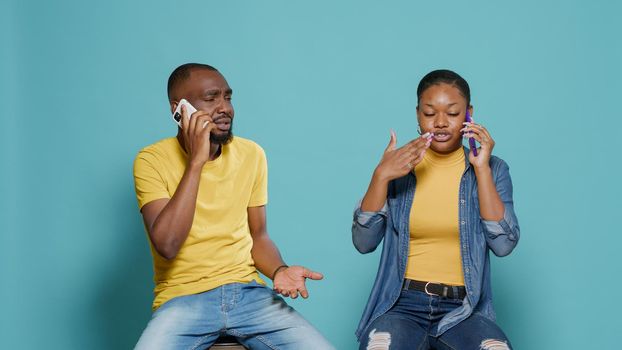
left=141, top=162, right=203, bottom=260
left=140, top=105, right=218, bottom=260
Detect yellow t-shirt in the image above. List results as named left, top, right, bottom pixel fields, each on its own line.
left=405, top=147, right=466, bottom=286
left=133, top=136, right=266, bottom=310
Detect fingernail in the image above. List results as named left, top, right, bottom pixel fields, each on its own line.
left=422, top=132, right=430, bottom=137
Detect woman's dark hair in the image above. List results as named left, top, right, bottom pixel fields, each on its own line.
left=416, top=69, right=470, bottom=106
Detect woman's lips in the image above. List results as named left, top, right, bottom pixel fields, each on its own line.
left=432, top=132, right=451, bottom=142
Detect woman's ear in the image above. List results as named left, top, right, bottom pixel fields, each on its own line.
left=170, top=101, right=178, bottom=115
left=468, top=105, right=474, bottom=118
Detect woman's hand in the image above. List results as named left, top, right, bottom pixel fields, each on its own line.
left=461, top=122, right=505, bottom=221
left=374, top=130, right=432, bottom=182
left=461, top=122, right=495, bottom=169
left=360, top=130, right=431, bottom=212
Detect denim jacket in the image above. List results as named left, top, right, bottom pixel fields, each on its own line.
left=352, top=147, right=520, bottom=340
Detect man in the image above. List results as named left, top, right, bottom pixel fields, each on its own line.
left=133, top=63, right=333, bottom=349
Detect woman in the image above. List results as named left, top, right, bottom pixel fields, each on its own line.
left=352, top=70, right=520, bottom=350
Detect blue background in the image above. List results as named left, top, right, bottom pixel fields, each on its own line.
left=2, top=1, right=620, bottom=349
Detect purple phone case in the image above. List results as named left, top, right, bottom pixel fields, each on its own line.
left=466, top=110, right=478, bottom=156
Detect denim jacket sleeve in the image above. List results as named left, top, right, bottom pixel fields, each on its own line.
left=481, top=158, right=520, bottom=257
left=351, top=200, right=389, bottom=254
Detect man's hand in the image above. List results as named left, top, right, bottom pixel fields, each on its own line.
left=180, top=104, right=218, bottom=166
left=273, top=266, right=323, bottom=299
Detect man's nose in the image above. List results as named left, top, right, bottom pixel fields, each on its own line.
left=215, top=97, right=233, bottom=115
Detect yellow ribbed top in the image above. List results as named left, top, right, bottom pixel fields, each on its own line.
left=405, top=147, right=465, bottom=285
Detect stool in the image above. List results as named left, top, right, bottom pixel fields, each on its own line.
left=208, top=335, right=247, bottom=350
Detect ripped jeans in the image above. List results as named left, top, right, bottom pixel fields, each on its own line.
left=360, top=289, right=511, bottom=350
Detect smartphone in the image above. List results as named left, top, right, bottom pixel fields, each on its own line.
left=172, top=99, right=197, bottom=127
left=465, top=110, right=478, bottom=156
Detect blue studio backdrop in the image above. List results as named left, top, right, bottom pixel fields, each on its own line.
left=2, top=1, right=621, bottom=349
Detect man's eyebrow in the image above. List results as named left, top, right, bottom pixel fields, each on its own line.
left=203, top=89, right=219, bottom=96
left=203, top=89, right=233, bottom=96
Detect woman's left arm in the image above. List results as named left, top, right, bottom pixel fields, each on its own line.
left=463, top=122, right=520, bottom=257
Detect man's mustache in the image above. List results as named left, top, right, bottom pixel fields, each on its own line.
left=212, top=114, right=232, bottom=123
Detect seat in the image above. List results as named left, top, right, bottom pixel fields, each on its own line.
left=208, top=335, right=247, bottom=350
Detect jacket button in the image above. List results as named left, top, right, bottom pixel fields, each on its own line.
left=461, top=221, right=465, bottom=225
left=460, top=199, right=465, bottom=204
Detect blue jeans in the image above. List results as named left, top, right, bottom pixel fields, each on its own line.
left=359, top=289, right=511, bottom=350
left=135, top=281, right=334, bottom=350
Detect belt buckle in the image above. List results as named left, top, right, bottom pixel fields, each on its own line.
left=424, top=282, right=439, bottom=297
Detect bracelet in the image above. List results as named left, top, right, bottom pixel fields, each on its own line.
left=271, top=264, right=288, bottom=280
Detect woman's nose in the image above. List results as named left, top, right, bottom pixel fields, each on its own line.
left=434, top=115, right=449, bottom=128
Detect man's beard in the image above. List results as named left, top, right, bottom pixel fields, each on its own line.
left=210, top=126, right=233, bottom=145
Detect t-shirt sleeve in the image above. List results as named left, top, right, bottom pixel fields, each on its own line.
left=248, top=146, right=268, bottom=207
left=133, top=151, right=171, bottom=210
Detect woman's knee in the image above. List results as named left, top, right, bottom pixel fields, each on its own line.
left=360, top=315, right=427, bottom=350
left=438, top=315, right=511, bottom=350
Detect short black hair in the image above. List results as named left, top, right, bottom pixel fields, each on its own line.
left=417, top=69, right=471, bottom=106
left=167, top=63, right=218, bottom=102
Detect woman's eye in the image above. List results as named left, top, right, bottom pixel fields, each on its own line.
left=448, top=113, right=460, bottom=117
left=423, top=113, right=435, bottom=117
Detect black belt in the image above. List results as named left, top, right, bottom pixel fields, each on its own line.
left=403, top=279, right=467, bottom=300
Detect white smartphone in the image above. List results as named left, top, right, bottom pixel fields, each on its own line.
left=172, top=99, right=197, bottom=127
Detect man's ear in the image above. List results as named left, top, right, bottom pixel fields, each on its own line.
left=170, top=101, right=178, bottom=115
